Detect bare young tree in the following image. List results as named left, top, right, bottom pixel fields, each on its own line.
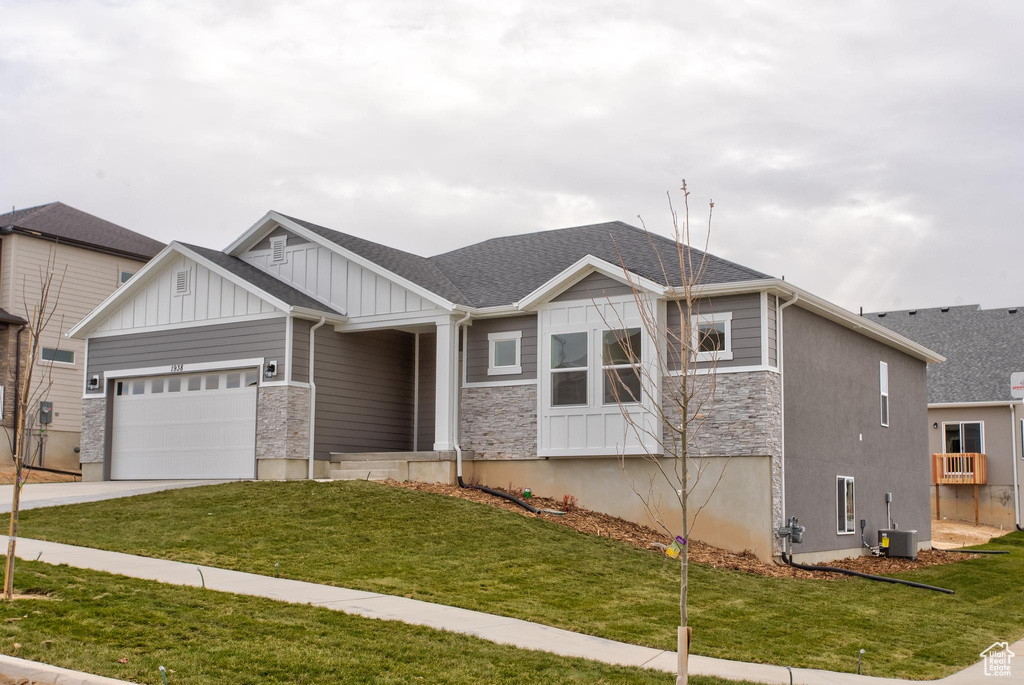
left=602, top=181, right=725, bottom=685
left=3, top=245, right=66, bottom=600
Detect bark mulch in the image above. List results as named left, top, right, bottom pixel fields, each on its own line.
left=384, top=480, right=970, bottom=580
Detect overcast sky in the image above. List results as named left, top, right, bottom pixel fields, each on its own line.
left=2, top=1, right=1021, bottom=312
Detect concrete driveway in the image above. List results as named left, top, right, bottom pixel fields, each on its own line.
left=0, top=480, right=226, bottom=513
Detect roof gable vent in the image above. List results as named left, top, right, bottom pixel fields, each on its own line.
left=909, top=310, right=917, bottom=315
left=174, top=268, right=190, bottom=295
left=940, top=307, right=949, bottom=313
left=877, top=312, right=886, bottom=318
left=270, top=236, right=287, bottom=264
left=1010, top=308, right=1018, bottom=314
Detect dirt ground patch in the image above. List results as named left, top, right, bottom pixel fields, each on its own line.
left=0, top=466, right=79, bottom=485
left=385, top=480, right=970, bottom=579
left=931, top=518, right=1009, bottom=548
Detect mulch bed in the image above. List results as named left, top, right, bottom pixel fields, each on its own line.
left=385, top=480, right=972, bottom=580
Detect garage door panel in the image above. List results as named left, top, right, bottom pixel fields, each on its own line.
left=111, top=373, right=257, bottom=480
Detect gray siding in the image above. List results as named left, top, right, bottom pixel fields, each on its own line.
left=85, top=318, right=287, bottom=393
left=666, top=293, right=763, bottom=370
left=783, top=305, right=931, bottom=554
left=292, top=318, right=310, bottom=383
left=313, top=328, right=415, bottom=458
left=465, top=315, right=538, bottom=383
left=551, top=272, right=634, bottom=302
left=251, top=226, right=311, bottom=251
left=416, top=331, right=437, bottom=451
left=767, top=294, right=778, bottom=367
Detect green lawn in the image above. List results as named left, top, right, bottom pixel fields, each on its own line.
left=15, top=480, right=1024, bottom=679
left=0, top=560, right=713, bottom=684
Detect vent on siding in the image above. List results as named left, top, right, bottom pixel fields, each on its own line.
left=174, top=269, right=190, bottom=295
left=270, top=236, right=287, bottom=263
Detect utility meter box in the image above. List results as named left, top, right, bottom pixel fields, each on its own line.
left=39, top=401, right=53, bottom=425
left=878, top=529, right=918, bottom=560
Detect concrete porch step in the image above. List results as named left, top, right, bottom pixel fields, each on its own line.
left=328, top=468, right=400, bottom=481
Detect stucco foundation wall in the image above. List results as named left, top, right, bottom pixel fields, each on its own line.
left=932, top=484, right=1016, bottom=528
left=461, top=384, right=537, bottom=459
left=465, top=455, right=775, bottom=560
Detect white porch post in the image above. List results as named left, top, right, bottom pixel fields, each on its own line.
left=433, top=315, right=459, bottom=451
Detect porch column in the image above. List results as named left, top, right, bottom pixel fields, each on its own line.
left=433, top=314, right=459, bottom=451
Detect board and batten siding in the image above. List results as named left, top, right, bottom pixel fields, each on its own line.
left=465, top=315, right=538, bottom=383
left=85, top=319, right=287, bottom=395
left=666, top=293, right=764, bottom=370
left=241, top=228, right=438, bottom=319
left=8, top=234, right=150, bottom=432
left=767, top=294, right=778, bottom=366
left=94, top=254, right=277, bottom=334
left=313, top=327, right=416, bottom=458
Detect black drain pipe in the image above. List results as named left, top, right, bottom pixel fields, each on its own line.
left=932, top=547, right=1010, bottom=555
left=781, top=552, right=954, bottom=594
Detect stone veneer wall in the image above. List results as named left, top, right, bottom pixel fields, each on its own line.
left=79, top=396, right=107, bottom=467
left=256, top=385, right=311, bottom=462
left=662, top=370, right=783, bottom=551
left=460, top=384, right=537, bottom=459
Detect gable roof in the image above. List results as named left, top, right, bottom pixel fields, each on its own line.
left=179, top=243, right=346, bottom=316
left=274, top=217, right=770, bottom=308
left=869, top=305, right=1024, bottom=403
left=0, top=202, right=164, bottom=260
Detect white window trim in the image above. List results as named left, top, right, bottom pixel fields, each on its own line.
left=174, top=268, right=191, bottom=296
left=880, top=361, right=889, bottom=427
left=487, top=330, right=522, bottom=376
left=692, top=312, right=733, bottom=363
left=601, top=327, right=642, bottom=406
left=940, top=420, right=985, bottom=455
left=549, top=330, right=589, bottom=408
left=837, top=475, right=856, bottom=535
left=40, top=347, right=76, bottom=366
left=269, top=235, right=288, bottom=264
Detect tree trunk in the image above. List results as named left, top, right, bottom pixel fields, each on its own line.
left=4, top=460, right=22, bottom=600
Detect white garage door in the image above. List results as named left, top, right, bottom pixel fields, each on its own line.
left=111, top=369, right=259, bottom=480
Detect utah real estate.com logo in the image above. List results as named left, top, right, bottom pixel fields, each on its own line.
left=981, top=642, right=1014, bottom=677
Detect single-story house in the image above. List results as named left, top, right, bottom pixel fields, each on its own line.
left=69, top=212, right=943, bottom=561
left=871, top=305, right=1024, bottom=529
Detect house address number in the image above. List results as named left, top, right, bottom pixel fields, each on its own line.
left=169, top=364, right=184, bottom=372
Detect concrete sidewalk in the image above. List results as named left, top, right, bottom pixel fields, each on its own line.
left=3, top=536, right=1019, bottom=685
left=0, top=480, right=225, bottom=513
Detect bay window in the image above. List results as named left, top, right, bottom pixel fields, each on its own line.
left=602, top=328, right=642, bottom=404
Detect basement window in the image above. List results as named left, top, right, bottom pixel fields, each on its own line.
left=879, top=361, right=889, bottom=427
left=488, top=330, right=522, bottom=376
left=270, top=236, right=287, bottom=263
left=837, top=476, right=855, bottom=535
left=692, top=312, right=733, bottom=362
left=41, top=347, right=75, bottom=365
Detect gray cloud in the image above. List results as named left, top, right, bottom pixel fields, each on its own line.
left=2, top=1, right=1021, bottom=312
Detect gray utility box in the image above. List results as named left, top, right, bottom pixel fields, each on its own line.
left=878, top=529, right=918, bottom=560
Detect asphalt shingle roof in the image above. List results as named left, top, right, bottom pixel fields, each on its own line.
left=869, top=305, right=1024, bottom=403
left=180, top=243, right=345, bottom=316
left=281, top=217, right=771, bottom=308
left=0, top=202, right=164, bottom=259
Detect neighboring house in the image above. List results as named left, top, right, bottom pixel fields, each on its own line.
left=0, top=203, right=164, bottom=469
left=871, top=305, right=1024, bottom=529
left=69, top=212, right=942, bottom=561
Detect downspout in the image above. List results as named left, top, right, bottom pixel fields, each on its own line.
left=1012, top=401, right=1023, bottom=531
left=307, top=316, right=327, bottom=480
left=776, top=293, right=799, bottom=533
left=12, top=325, right=24, bottom=458
left=452, top=311, right=472, bottom=485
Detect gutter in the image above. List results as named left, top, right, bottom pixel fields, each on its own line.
left=307, top=316, right=327, bottom=480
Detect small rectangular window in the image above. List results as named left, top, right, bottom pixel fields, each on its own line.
left=245, top=371, right=259, bottom=387
left=151, top=379, right=164, bottom=394
left=174, top=269, right=191, bottom=295
left=41, top=347, right=75, bottom=364
left=879, top=361, right=889, bottom=427
left=167, top=378, right=181, bottom=393
left=270, top=236, right=287, bottom=263
left=487, top=330, right=522, bottom=376
left=692, top=313, right=733, bottom=362
left=187, top=376, right=201, bottom=391
left=550, top=332, right=588, bottom=406
left=205, top=374, right=220, bottom=390
left=226, top=372, right=241, bottom=389
left=131, top=380, right=146, bottom=395
left=602, top=328, right=642, bottom=405
left=837, top=476, right=855, bottom=534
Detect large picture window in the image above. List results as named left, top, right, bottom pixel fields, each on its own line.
left=692, top=312, right=733, bottom=362
left=602, top=328, right=642, bottom=404
left=550, top=332, right=588, bottom=406
left=943, top=421, right=983, bottom=453
left=837, top=476, right=855, bottom=534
